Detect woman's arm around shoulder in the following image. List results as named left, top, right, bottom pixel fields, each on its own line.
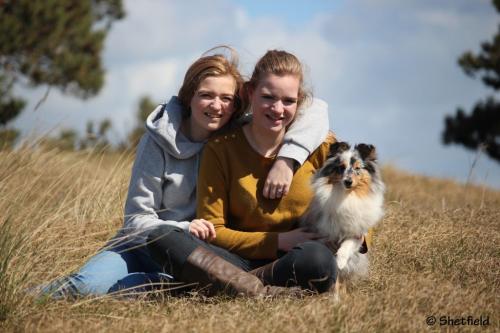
left=279, top=97, right=330, bottom=165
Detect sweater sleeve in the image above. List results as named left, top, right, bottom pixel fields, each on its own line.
left=278, top=98, right=330, bottom=165
left=123, top=134, right=191, bottom=235
left=197, top=143, right=279, bottom=260
left=307, top=132, right=337, bottom=169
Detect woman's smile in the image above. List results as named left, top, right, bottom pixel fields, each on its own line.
left=204, top=111, right=224, bottom=119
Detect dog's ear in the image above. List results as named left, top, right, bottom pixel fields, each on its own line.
left=355, top=144, right=377, bottom=161
left=329, top=142, right=350, bottom=157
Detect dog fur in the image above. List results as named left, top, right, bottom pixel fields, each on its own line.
left=301, top=142, right=385, bottom=294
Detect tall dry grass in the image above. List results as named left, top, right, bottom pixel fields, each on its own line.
left=0, top=148, right=498, bottom=332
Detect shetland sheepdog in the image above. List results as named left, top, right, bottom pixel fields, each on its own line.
left=301, top=142, right=385, bottom=297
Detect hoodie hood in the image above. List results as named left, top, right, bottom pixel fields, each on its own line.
left=145, top=96, right=205, bottom=159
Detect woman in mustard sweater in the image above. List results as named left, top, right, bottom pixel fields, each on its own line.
left=148, top=50, right=338, bottom=295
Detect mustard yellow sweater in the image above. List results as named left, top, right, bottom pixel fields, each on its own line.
left=197, top=127, right=335, bottom=259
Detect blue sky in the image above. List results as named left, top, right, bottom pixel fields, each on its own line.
left=13, top=0, right=500, bottom=188
left=232, top=0, right=340, bottom=24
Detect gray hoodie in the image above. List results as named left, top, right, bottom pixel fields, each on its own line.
left=122, top=96, right=329, bottom=239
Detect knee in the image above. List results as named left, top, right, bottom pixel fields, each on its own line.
left=146, top=225, right=183, bottom=266
left=294, top=241, right=335, bottom=269
left=148, top=225, right=193, bottom=256
left=147, top=225, right=183, bottom=245
left=146, top=225, right=200, bottom=277
left=292, top=241, right=337, bottom=292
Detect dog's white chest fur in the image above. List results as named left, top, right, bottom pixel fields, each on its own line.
left=314, top=184, right=384, bottom=243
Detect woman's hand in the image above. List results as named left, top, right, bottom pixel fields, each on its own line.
left=278, top=228, right=323, bottom=252
left=189, top=219, right=216, bottom=241
left=263, top=157, right=295, bottom=199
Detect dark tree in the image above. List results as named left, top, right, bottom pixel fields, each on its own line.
left=442, top=0, right=500, bottom=162
left=0, top=75, right=25, bottom=147
left=127, top=96, right=156, bottom=149
left=0, top=0, right=125, bottom=147
left=80, top=118, right=112, bottom=150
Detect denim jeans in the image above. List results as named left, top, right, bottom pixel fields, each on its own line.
left=40, top=235, right=174, bottom=299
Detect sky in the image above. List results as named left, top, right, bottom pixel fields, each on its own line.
left=12, top=0, right=500, bottom=189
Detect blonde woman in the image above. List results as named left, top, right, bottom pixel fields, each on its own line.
left=148, top=50, right=336, bottom=295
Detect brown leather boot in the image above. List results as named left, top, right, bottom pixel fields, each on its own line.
left=248, top=260, right=278, bottom=286
left=250, top=261, right=314, bottom=297
left=180, top=246, right=296, bottom=298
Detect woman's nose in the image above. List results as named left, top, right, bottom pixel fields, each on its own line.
left=210, top=97, right=222, bottom=110
left=270, top=100, right=284, bottom=113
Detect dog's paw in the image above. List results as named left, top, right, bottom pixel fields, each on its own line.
left=336, top=255, right=348, bottom=270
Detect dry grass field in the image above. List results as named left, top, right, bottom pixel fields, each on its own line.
left=0, top=147, right=498, bottom=332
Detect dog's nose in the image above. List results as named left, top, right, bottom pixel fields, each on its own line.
left=343, top=179, right=353, bottom=188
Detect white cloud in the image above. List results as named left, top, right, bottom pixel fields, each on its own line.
left=105, top=0, right=245, bottom=63
left=122, top=60, right=180, bottom=101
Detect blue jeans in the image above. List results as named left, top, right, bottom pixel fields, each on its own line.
left=40, top=235, right=174, bottom=299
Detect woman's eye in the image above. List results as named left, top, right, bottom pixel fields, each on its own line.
left=222, top=96, right=233, bottom=102
left=262, top=95, right=273, bottom=100
left=283, top=98, right=297, bottom=105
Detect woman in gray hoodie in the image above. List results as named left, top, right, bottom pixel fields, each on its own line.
left=40, top=46, right=329, bottom=298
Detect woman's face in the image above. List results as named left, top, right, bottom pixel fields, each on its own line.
left=190, top=75, right=236, bottom=135
left=249, top=74, right=299, bottom=134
